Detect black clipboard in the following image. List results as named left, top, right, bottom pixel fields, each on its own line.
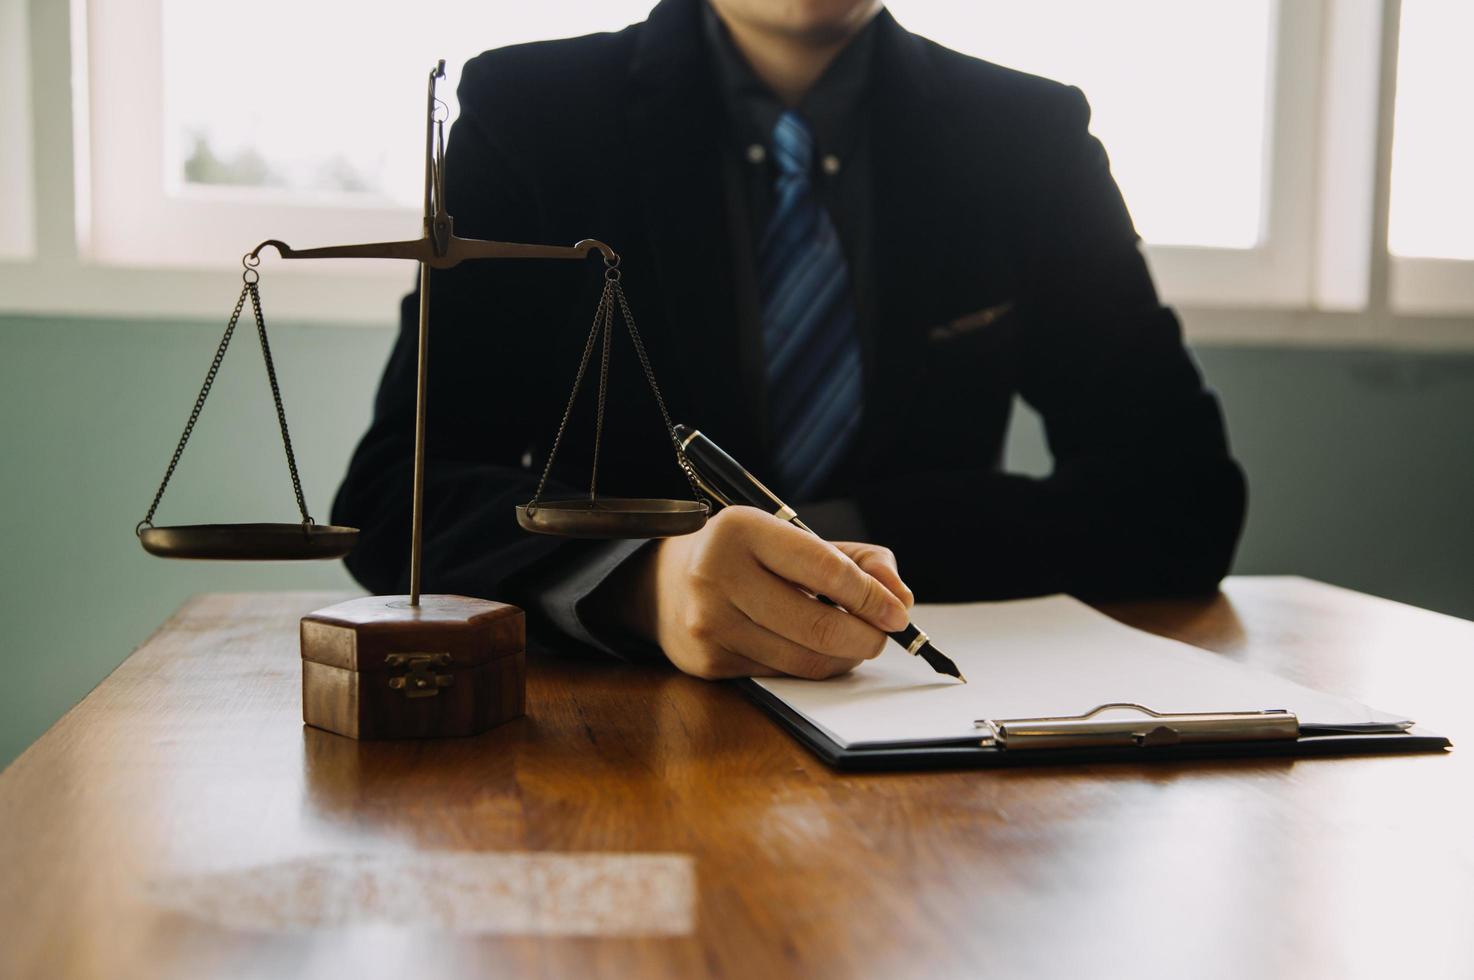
left=737, top=680, right=1452, bottom=772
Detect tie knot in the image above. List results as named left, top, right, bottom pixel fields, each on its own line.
left=771, top=111, right=813, bottom=178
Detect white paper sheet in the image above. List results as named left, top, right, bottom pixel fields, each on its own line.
left=752, top=595, right=1411, bottom=749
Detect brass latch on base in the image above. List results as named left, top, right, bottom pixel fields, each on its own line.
left=385, top=652, right=454, bottom=698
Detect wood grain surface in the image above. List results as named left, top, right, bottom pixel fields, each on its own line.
left=0, top=577, right=1469, bottom=980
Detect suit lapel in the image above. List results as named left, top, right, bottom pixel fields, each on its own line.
left=858, top=14, right=949, bottom=466
left=624, top=0, right=761, bottom=465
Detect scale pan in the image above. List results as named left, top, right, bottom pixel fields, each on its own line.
left=138, top=523, right=359, bottom=560
left=516, top=498, right=708, bottom=538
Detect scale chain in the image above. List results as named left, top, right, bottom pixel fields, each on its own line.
left=525, top=268, right=707, bottom=515
left=248, top=282, right=313, bottom=527
left=525, top=282, right=610, bottom=514
left=137, top=265, right=315, bottom=533
left=609, top=279, right=707, bottom=506
left=137, top=283, right=250, bottom=532
left=588, top=281, right=614, bottom=503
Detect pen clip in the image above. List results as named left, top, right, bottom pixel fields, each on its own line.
left=685, top=466, right=733, bottom=508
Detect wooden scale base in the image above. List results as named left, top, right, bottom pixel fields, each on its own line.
left=300, top=595, right=525, bottom=740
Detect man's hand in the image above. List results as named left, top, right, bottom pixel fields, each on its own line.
left=624, top=506, right=914, bottom=680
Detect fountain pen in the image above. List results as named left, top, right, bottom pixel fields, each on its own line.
left=673, top=424, right=966, bottom=683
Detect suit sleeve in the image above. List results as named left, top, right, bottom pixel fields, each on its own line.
left=331, top=58, right=648, bottom=657
left=857, top=86, right=1246, bottom=601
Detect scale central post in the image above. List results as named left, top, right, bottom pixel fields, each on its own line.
left=408, top=59, right=442, bottom=606
left=410, top=261, right=431, bottom=605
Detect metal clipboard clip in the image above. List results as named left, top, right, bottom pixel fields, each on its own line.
left=974, top=702, right=1300, bottom=751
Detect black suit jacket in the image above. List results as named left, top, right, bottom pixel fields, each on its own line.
left=334, top=0, right=1247, bottom=621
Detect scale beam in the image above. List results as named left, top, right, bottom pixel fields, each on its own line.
left=248, top=234, right=616, bottom=270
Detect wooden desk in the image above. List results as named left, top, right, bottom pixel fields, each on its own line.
left=1, top=577, right=1469, bottom=980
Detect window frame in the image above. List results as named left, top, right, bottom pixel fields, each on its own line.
left=0, top=0, right=35, bottom=261
left=0, top=0, right=1469, bottom=346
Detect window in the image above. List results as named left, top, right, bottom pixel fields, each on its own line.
left=2, top=0, right=1469, bottom=339
left=159, top=0, right=657, bottom=210
left=889, top=1, right=1276, bottom=251
left=0, top=0, right=35, bottom=260
left=81, top=0, right=655, bottom=282
left=1387, top=0, right=1474, bottom=314
left=1388, top=0, right=1474, bottom=261
left=95, top=0, right=1305, bottom=310
left=163, top=0, right=1281, bottom=255
left=891, top=0, right=1312, bottom=310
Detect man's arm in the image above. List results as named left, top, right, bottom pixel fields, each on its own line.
left=854, top=86, right=1246, bottom=602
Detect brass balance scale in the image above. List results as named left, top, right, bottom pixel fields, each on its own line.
left=138, top=60, right=708, bottom=566
left=134, top=62, right=708, bottom=738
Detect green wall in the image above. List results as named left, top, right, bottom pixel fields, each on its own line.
left=0, top=314, right=393, bottom=770
left=2, top=313, right=1472, bottom=768
left=1005, top=345, right=1474, bottom=623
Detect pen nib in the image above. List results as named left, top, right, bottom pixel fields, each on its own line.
left=917, top=643, right=966, bottom=683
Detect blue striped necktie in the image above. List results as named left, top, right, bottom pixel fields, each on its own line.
left=759, top=110, right=863, bottom=502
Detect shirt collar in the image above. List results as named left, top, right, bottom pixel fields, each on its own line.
left=701, top=2, right=877, bottom=170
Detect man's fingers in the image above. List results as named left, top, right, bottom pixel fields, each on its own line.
left=747, top=519, right=908, bottom=632
left=723, top=612, right=867, bottom=680
left=834, top=542, right=914, bottom=607
left=680, top=643, right=784, bottom=681
left=728, top=565, right=890, bottom=662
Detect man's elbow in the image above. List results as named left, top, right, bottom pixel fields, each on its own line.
left=1155, top=458, right=1248, bottom=595
left=1078, top=458, right=1247, bottom=601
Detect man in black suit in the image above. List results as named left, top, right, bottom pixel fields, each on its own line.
left=334, top=0, right=1247, bottom=680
